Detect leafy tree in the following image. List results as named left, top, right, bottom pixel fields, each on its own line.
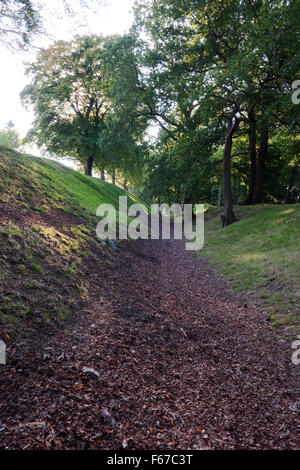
left=21, top=35, right=112, bottom=176
left=0, top=0, right=40, bottom=48
left=134, top=0, right=253, bottom=223
left=22, top=32, right=150, bottom=184
left=0, top=1, right=105, bottom=49
left=99, top=34, right=150, bottom=186
left=0, top=122, right=21, bottom=149
left=97, top=119, right=147, bottom=188
left=134, top=0, right=300, bottom=224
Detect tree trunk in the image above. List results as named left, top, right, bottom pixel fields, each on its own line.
left=84, top=156, right=93, bottom=176
left=253, top=123, right=268, bottom=204
left=101, top=170, right=105, bottom=181
left=233, top=173, right=238, bottom=204
left=111, top=169, right=116, bottom=185
left=222, top=116, right=238, bottom=227
left=217, top=182, right=222, bottom=206
left=244, top=110, right=257, bottom=205
left=123, top=178, right=127, bottom=191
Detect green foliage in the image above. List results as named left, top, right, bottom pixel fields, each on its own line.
left=143, top=128, right=217, bottom=204
left=135, top=0, right=300, bottom=206
left=21, top=33, right=149, bottom=184
left=0, top=1, right=105, bottom=49
left=21, top=35, right=113, bottom=174
left=0, top=0, right=40, bottom=48
left=98, top=34, right=151, bottom=186
left=0, top=123, right=21, bottom=150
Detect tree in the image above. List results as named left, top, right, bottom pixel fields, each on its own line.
left=0, top=122, right=21, bottom=149
left=134, top=0, right=252, bottom=224
left=242, top=0, right=300, bottom=204
left=21, top=35, right=112, bottom=176
left=97, top=119, right=147, bottom=187
left=135, top=0, right=300, bottom=223
left=0, top=0, right=40, bottom=48
left=0, top=0, right=104, bottom=49
left=99, top=34, right=150, bottom=186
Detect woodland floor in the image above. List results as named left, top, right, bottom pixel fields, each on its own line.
left=0, top=231, right=299, bottom=450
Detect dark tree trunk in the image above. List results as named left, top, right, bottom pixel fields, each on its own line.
left=217, top=183, right=222, bottom=206
left=101, top=170, right=105, bottom=181
left=123, top=178, right=127, bottom=191
left=244, top=110, right=257, bottom=205
left=253, top=124, right=268, bottom=204
left=84, top=156, right=93, bottom=176
left=222, top=116, right=239, bottom=227
left=233, top=173, right=238, bottom=204
left=111, top=169, right=116, bottom=185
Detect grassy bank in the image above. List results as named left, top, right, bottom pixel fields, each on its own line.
left=0, top=146, right=133, bottom=218
left=199, top=204, right=300, bottom=333
left=0, top=146, right=135, bottom=335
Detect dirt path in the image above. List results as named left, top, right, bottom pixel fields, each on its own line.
left=0, top=236, right=299, bottom=449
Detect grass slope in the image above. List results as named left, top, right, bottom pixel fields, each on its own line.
left=200, top=204, right=300, bottom=333
left=0, top=146, right=133, bottom=218
left=0, top=146, right=135, bottom=337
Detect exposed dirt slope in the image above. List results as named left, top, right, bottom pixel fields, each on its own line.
left=0, top=147, right=134, bottom=336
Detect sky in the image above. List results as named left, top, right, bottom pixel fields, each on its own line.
left=0, top=0, right=135, bottom=146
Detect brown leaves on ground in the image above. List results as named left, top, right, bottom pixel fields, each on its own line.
left=0, top=235, right=299, bottom=450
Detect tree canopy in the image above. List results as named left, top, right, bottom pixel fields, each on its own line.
left=0, top=122, right=21, bottom=149
left=0, top=0, right=104, bottom=49
left=22, top=35, right=116, bottom=176
left=20, top=0, right=300, bottom=214
left=133, top=0, right=300, bottom=221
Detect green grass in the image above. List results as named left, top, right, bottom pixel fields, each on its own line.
left=0, top=145, right=135, bottom=220
left=199, top=204, right=300, bottom=332
left=0, top=146, right=138, bottom=334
